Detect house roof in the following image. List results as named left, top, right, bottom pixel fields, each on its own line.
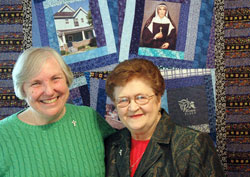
left=73, top=7, right=88, bottom=17
left=54, top=12, right=75, bottom=18
left=54, top=4, right=87, bottom=19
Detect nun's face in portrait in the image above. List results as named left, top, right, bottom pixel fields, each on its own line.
left=157, top=6, right=167, bottom=19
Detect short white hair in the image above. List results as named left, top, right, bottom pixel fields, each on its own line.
left=12, top=47, right=73, bottom=100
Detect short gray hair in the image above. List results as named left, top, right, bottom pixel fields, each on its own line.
left=12, top=47, right=73, bottom=100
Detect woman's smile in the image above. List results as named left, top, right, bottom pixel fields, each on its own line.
left=129, top=114, right=144, bottom=119
left=40, top=96, right=59, bottom=104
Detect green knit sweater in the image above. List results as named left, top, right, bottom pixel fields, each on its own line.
left=0, top=104, right=115, bottom=177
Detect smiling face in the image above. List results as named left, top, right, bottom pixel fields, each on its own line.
left=114, top=78, right=161, bottom=140
left=22, top=56, right=69, bottom=123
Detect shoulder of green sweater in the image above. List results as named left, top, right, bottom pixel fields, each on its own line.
left=65, top=104, right=103, bottom=123
left=0, top=113, right=18, bottom=139
left=66, top=103, right=95, bottom=113
left=0, top=111, right=20, bottom=127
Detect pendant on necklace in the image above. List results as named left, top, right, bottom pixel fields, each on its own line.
left=72, top=120, right=77, bottom=127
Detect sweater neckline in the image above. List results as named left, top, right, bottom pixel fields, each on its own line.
left=13, top=104, right=71, bottom=130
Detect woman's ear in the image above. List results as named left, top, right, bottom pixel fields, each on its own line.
left=156, top=95, right=162, bottom=107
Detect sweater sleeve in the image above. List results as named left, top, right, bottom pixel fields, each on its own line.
left=94, top=110, right=116, bottom=139
left=0, top=139, right=10, bottom=176
left=188, top=133, right=225, bottom=177
left=0, top=145, right=4, bottom=176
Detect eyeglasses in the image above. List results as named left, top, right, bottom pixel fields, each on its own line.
left=115, top=94, right=155, bottom=108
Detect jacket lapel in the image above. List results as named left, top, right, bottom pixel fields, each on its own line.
left=134, top=140, right=163, bottom=177
left=134, top=110, right=174, bottom=177
left=114, top=110, right=174, bottom=177
left=115, top=129, right=131, bottom=177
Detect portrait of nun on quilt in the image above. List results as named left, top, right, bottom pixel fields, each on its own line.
left=141, top=2, right=177, bottom=50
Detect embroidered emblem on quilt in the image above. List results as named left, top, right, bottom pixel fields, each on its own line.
left=178, top=98, right=196, bottom=115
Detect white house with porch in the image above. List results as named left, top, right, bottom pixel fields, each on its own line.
left=53, top=4, right=95, bottom=52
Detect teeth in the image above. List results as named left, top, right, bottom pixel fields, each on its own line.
left=42, top=97, right=57, bottom=104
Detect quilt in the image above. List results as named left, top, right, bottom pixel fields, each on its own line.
left=2, top=1, right=249, bottom=176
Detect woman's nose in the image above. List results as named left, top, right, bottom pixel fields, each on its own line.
left=43, top=82, right=54, bottom=95
left=128, top=99, right=139, bottom=111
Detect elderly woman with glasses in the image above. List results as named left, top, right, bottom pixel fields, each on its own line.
left=104, top=58, right=224, bottom=177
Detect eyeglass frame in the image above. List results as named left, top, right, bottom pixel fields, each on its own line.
left=115, top=94, right=155, bottom=108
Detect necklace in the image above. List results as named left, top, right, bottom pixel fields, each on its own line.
left=130, top=152, right=144, bottom=169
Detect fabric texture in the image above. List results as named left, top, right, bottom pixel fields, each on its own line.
left=224, top=1, right=250, bottom=176
left=167, top=85, right=209, bottom=127
left=0, top=2, right=26, bottom=120
left=0, top=104, right=114, bottom=177
left=105, top=109, right=225, bottom=177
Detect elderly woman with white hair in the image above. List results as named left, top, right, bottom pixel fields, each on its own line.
left=0, top=47, right=114, bottom=177
left=141, top=3, right=177, bottom=50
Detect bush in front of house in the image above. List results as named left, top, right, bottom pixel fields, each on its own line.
left=89, top=37, right=97, bottom=47
left=78, top=46, right=85, bottom=50
left=61, top=50, right=66, bottom=55
left=60, top=50, right=70, bottom=55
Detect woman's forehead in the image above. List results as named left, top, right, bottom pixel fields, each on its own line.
left=158, top=5, right=167, bottom=9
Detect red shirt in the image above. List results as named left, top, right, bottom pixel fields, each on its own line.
left=130, top=138, right=150, bottom=177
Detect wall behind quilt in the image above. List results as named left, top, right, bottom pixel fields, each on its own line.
left=0, top=0, right=249, bottom=176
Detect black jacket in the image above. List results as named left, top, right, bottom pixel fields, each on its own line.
left=105, top=110, right=225, bottom=177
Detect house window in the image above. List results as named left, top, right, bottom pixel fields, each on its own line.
left=74, top=18, right=79, bottom=27
left=65, top=19, right=69, bottom=24
left=81, top=18, right=84, bottom=23
left=68, top=35, right=73, bottom=42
